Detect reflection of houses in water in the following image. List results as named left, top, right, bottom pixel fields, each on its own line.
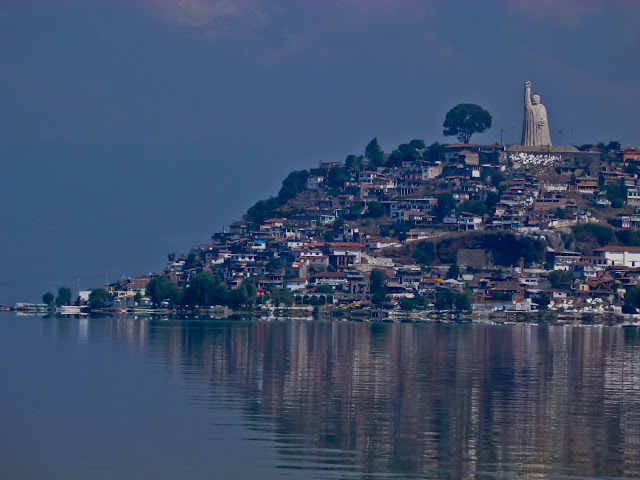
left=84, top=318, right=640, bottom=477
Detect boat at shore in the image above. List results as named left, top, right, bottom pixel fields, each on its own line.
left=14, top=303, right=49, bottom=313
left=58, top=305, right=87, bottom=315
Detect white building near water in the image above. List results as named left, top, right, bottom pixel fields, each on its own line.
left=594, top=246, right=640, bottom=268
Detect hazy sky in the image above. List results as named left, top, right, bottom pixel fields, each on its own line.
left=1, top=0, right=639, bottom=303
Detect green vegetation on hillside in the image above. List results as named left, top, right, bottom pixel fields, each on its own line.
left=568, top=224, right=640, bottom=255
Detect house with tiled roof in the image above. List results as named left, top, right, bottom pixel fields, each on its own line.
left=594, top=246, right=640, bottom=268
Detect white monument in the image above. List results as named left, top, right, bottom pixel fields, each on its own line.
left=521, top=81, right=552, bottom=146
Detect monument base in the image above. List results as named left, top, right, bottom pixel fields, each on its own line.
left=505, top=145, right=599, bottom=164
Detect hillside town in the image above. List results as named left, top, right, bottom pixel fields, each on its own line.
left=30, top=138, right=640, bottom=323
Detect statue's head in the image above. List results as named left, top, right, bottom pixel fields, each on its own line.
left=532, top=95, right=540, bottom=105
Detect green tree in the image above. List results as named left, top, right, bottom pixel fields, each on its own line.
left=425, top=142, right=446, bottom=162
left=457, top=200, right=487, bottom=216
left=607, top=141, right=621, bottom=152
left=534, top=292, right=550, bottom=310
left=184, top=252, right=199, bottom=270
left=485, top=191, right=500, bottom=210
left=367, top=201, right=385, bottom=218
left=278, top=170, right=310, bottom=204
left=549, top=270, right=571, bottom=289
left=399, top=297, right=418, bottom=311
left=435, top=193, right=456, bottom=219
left=42, top=292, right=54, bottom=307
left=482, top=169, right=506, bottom=187
left=453, top=293, right=472, bottom=312
left=327, top=166, right=350, bottom=188
left=409, top=139, right=426, bottom=150
left=269, top=287, right=294, bottom=307
left=365, top=137, right=384, bottom=168
left=443, top=104, right=492, bottom=144
left=345, top=155, right=365, bottom=171
left=577, top=144, right=594, bottom=151
left=413, top=241, right=435, bottom=266
left=447, top=263, right=460, bottom=279
left=625, top=163, right=638, bottom=175
left=625, top=286, right=640, bottom=309
left=554, top=207, right=565, bottom=219
left=434, top=289, right=455, bottom=310
left=370, top=269, right=388, bottom=304
left=133, top=292, right=143, bottom=305
left=181, top=272, right=227, bottom=307
left=228, top=288, right=249, bottom=309
left=605, top=178, right=627, bottom=206
left=88, top=288, right=109, bottom=309
left=315, top=285, right=333, bottom=294
left=386, top=143, right=422, bottom=167
left=400, top=296, right=426, bottom=311
left=349, top=202, right=364, bottom=216
left=244, top=197, right=279, bottom=225
left=241, top=277, right=257, bottom=303
left=55, top=287, right=72, bottom=306
left=267, top=256, right=283, bottom=273
left=146, top=276, right=181, bottom=307
left=228, top=277, right=257, bottom=308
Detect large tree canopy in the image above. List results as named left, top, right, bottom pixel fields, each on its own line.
left=42, top=292, right=54, bottom=306
left=181, top=272, right=228, bottom=307
left=443, top=103, right=492, bottom=144
left=364, top=137, right=384, bottom=168
left=278, top=169, right=309, bottom=204
left=55, top=286, right=72, bottom=306
left=88, top=288, right=109, bottom=309
left=146, top=276, right=181, bottom=307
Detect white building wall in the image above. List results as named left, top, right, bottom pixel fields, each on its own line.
left=602, top=251, right=640, bottom=267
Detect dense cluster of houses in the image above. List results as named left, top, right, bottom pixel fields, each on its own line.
left=99, top=143, right=640, bottom=316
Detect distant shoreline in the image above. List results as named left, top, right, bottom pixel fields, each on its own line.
left=4, top=306, right=640, bottom=327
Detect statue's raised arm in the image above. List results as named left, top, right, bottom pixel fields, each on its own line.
left=524, top=81, right=532, bottom=110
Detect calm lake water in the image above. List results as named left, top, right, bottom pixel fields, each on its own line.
left=1, top=314, right=639, bottom=479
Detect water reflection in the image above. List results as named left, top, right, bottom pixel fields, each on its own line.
left=70, top=318, right=640, bottom=478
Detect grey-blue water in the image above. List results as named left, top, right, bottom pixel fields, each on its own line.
left=1, top=314, right=639, bottom=479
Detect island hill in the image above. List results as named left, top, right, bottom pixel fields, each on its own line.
left=40, top=131, right=640, bottom=322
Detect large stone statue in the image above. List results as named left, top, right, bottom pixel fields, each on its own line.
left=521, top=81, right=552, bottom=146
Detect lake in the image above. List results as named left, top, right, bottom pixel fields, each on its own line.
left=1, top=314, right=639, bottom=479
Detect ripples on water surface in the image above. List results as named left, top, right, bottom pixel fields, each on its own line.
left=1, top=315, right=639, bottom=479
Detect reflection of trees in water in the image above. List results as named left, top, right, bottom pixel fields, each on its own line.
left=95, top=319, right=640, bottom=477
